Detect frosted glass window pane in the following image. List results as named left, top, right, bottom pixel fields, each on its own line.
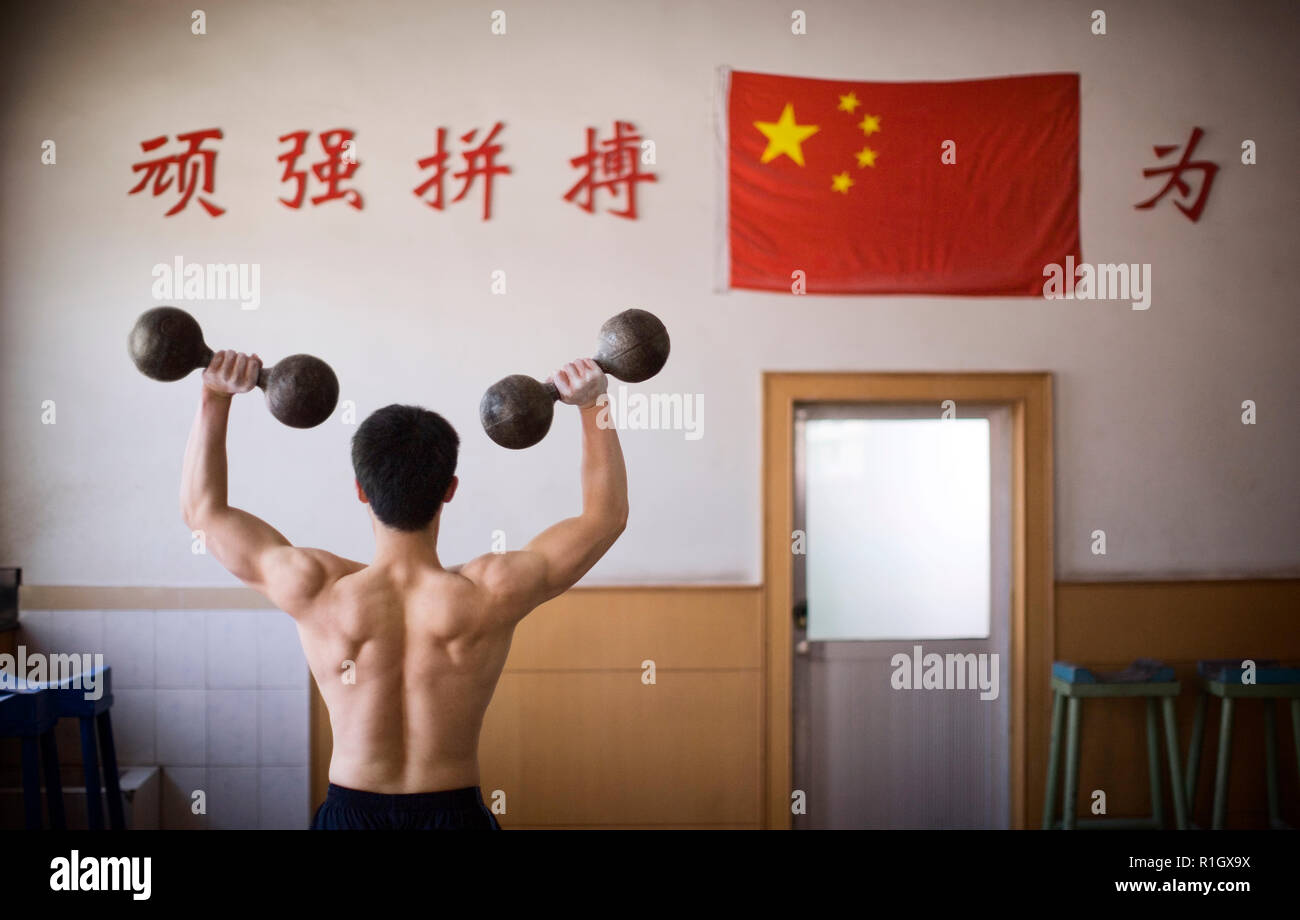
left=805, top=418, right=990, bottom=640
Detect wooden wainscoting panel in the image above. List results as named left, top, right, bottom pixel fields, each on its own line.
left=505, top=586, right=762, bottom=671
left=1057, top=580, right=1300, bottom=661
left=310, top=672, right=333, bottom=812
left=479, top=668, right=763, bottom=827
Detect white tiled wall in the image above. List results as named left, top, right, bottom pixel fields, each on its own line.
left=16, top=608, right=310, bottom=829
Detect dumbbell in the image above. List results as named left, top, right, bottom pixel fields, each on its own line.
left=128, top=306, right=339, bottom=429
left=480, top=309, right=670, bottom=449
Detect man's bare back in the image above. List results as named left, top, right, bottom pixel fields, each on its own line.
left=180, top=352, right=626, bottom=823
left=299, top=556, right=524, bottom=794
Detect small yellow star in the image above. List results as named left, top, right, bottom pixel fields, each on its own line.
left=858, top=114, right=882, bottom=136
left=831, top=171, right=854, bottom=194
left=838, top=92, right=860, bottom=114
left=855, top=147, right=878, bottom=168
left=754, top=103, right=820, bottom=166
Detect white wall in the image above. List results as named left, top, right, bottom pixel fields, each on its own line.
left=2, top=0, right=1297, bottom=586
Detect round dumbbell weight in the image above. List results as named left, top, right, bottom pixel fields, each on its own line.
left=480, top=308, right=670, bottom=449
left=128, top=306, right=340, bottom=429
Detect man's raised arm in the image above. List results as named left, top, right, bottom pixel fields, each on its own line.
left=474, top=358, right=628, bottom=610
left=180, top=350, right=334, bottom=616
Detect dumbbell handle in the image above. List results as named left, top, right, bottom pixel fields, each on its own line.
left=196, top=345, right=272, bottom=390
left=538, top=359, right=614, bottom=402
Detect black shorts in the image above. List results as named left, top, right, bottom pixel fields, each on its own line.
left=310, top=783, right=502, bottom=830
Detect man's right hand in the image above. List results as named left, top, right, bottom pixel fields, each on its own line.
left=548, top=358, right=607, bottom=409
left=203, top=349, right=262, bottom=397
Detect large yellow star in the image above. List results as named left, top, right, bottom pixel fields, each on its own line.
left=754, top=103, right=819, bottom=166
left=858, top=114, right=881, bottom=136
left=838, top=92, right=860, bottom=113
left=831, top=171, right=854, bottom=193
left=855, top=147, right=878, bottom=168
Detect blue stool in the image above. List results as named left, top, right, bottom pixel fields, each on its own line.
left=1186, top=659, right=1300, bottom=830
left=1042, top=660, right=1188, bottom=830
left=42, top=664, right=125, bottom=830
left=0, top=689, right=67, bottom=829
left=10, top=664, right=125, bottom=830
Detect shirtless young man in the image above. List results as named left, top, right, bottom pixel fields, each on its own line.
left=180, top=351, right=627, bottom=830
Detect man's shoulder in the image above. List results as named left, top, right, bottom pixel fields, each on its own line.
left=455, top=551, right=548, bottom=613
left=286, top=548, right=367, bottom=589
left=271, top=548, right=367, bottom=617
left=458, top=550, right=542, bottom=584
left=298, top=547, right=367, bottom=576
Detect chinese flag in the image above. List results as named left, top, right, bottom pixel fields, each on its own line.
left=726, top=70, right=1080, bottom=295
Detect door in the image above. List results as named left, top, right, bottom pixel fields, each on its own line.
left=792, top=402, right=1013, bottom=828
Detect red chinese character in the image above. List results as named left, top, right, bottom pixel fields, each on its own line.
left=129, top=128, right=226, bottom=217
left=453, top=123, right=510, bottom=220
left=564, top=121, right=657, bottom=219
left=415, top=124, right=511, bottom=220
left=1134, top=126, right=1218, bottom=223
left=278, top=131, right=310, bottom=208
left=278, top=129, right=362, bottom=210
left=413, top=128, right=452, bottom=211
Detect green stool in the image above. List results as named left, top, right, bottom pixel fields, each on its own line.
left=1042, top=660, right=1188, bottom=830
left=1185, top=659, right=1300, bottom=830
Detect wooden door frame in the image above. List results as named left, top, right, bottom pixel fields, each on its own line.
left=762, top=372, right=1054, bottom=829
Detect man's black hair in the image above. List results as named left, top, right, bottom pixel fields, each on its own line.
left=351, top=404, right=459, bottom=531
